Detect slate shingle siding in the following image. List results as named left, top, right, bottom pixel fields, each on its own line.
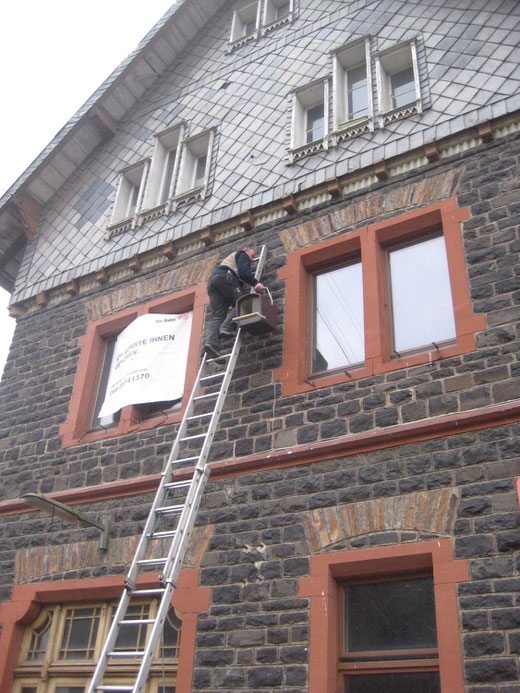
left=10, top=0, right=520, bottom=302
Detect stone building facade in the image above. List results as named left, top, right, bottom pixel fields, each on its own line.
left=0, top=1, right=519, bottom=691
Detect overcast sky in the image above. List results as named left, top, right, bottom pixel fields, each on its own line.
left=0, top=0, right=177, bottom=378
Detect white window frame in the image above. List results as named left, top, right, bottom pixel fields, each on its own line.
left=141, top=123, right=185, bottom=218
left=109, top=159, right=149, bottom=231
left=332, top=37, right=373, bottom=144
left=376, top=39, right=422, bottom=126
left=289, top=78, right=329, bottom=163
left=263, top=0, right=294, bottom=33
left=229, top=1, right=261, bottom=49
left=175, top=129, right=215, bottom=206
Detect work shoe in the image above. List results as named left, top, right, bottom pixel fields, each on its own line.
left=204, top=344, right=221, bottom=359
left=219, top=326, right=236, bottom=337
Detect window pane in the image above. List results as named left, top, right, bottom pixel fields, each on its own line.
left=389, top=235, right=456, bottom=353
left=313, top=262, right=364, bottom=372
left=91, top=337, right=121, bottom=428
left=161, top=607, right=182, bottom=659
left=347, top=64, right=368, bottom=120
left=345, top=577, right=437, bottom=652
left=160, top=149, right=177, bottom=203
left=306, top=103, right=324, bottom=142
left=345, top=671, right=440, bottom=693
left=244, top=18, right=256, bottom=35
left=276, top=1, right=290, bottom=18
left=56, top=688, right=86, bottom=693
left=59, top=607, right=101, bottom=660
left=114, top=603, right=150, bottom=651
left=391, top=66, right=415, bottom=108
left=28, top=611, right=52, bottom=660
left=127, top=182, right=141, bottom=218
left=193, top=155, right=207, bottom=188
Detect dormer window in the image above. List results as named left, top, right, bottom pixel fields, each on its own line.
left=376, top=40, right=422, bottom=125
left=108, top=160, right=149, bottom=233
left=141, top=123, right=184, bottom=216
left=290, top=78, right=329, bottom=162
left=306, top=103, right=325, bottom=143
left=264, top=0, right=293, bottom=27
left=175, top=129, right=215, bottom=206
left=230, top=1, right=260, bottom=47
left=332, top=38, right=373, bottom=143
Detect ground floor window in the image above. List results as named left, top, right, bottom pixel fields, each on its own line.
left=299, top=539, right=468, bottom=693
left=14, top=599, right=181, bottom=692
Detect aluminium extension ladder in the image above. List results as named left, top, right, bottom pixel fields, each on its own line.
left=88, top=246, right=268, bottom=693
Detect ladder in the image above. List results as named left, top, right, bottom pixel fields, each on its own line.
left=88, top=246, right=268, bottom=693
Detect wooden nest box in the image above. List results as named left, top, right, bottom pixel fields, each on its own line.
left=233, top=292, right=278, bottom=335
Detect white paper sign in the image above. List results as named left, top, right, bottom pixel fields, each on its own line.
left=99, top=312, right=193, bottom=417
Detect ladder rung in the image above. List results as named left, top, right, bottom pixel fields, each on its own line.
left=108, top=650, right=145, bottom=658
left=137, top=558, right=167, bottom=566
left=96, top=688, right=134, bottom=692
left=193, top=392, right=218, bottom=401
left=187, top=412, right=213, bottom=421
left=200, top=372, right=226, bottom=382
left=180, top=433, right=206, bottom=441
left=149, top=530, right=177, bottom=539
left=168, top=456, right=199, bottom=466
left=156, top=504, right=184, bottom=514
left=131, top=588, right=165, bottom=596
left=206, top=352, right=231, bottom=363
left=163, top=479, right=192, bottom=490
left=118, top=618, right=155, bottom=626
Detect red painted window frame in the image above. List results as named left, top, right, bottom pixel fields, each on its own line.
left=275, top=198, right=486, bottom=396
left=299, top=539, right=468, bottom=693
left=60, top=283, right=208, bottom=448
left=0, top=571, right=209, bottom=693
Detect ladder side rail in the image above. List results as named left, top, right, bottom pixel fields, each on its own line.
left=130, top=335, right=246, bottom=690
left=89, top=357, right=210, bottom=691
left=159, top=332, right=243, bottom=583
left=159, top=244, right=266, bottom=584
left=131, top=582, right=176, bottom=693
left=90, top=246, right=268, bottom=692
left=87, top=588, right=133, bottom=693
left=123, top=355, right=209, bottom=588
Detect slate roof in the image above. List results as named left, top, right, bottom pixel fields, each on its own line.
left=5, top=0, right=520, bottom=302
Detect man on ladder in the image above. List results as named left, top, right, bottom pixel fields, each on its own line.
left=204, top=246, right=265, bottom=360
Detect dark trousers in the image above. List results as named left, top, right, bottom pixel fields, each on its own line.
left=206, top=271, right=244, bottom=349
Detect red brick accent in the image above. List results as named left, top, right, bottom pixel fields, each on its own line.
left=0, top=571, right=209, bottom=693
left=8, top=305, right=26, bottom=318
left=128, top=254, right=142, bottom=272
left=304, top=488, right=460, bottom=550
left=240, top=210, right=255, bottom=230
left=282, top=193, right=298, bottom=215
left=66, top=279, right=79, bottom=295
left=374, top=159, right=388, bottom=180
left=162, top=240, right=178, bottom=260
left=326, top=177, right=342, bottom=198
left=95, top=268, right=109, bottom=284
left=2, top=400, right=519, bottom=517
left=36, top=291, right=48, bottom=306
left=424, top=140, right=440, bottom=162
left=200, top=226, right=215, bottom=245
left=299, top=540, right=468, bottom=693
left=60, top=283, right=208, bottom=448
left=275, top=197, right=486, bottom=395
left=14, top=525, right=214, bottom=583
left=477, top=120, right=493, bottom=142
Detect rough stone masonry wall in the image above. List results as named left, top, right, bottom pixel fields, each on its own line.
left=0, top=134, right=519, bottom=688
left=1, top=136, right=518, bottom=504
left=2, top=421, right=519, bottom=690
